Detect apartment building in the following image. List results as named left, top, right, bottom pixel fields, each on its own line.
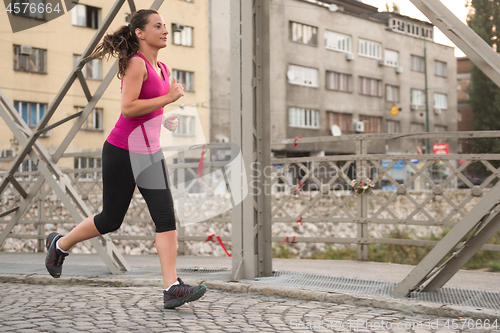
left=210, top=0, right=457, bottom=157
left=0, top=0, right=210, bottom=171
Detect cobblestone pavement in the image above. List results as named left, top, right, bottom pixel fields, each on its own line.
left=1, top=283, right=500, bottom=333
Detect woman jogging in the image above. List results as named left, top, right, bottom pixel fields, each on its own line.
left=44, top=9, right=207, bottom=309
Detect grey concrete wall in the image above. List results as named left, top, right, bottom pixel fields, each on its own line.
left=210, top=0, right=458, bottom=156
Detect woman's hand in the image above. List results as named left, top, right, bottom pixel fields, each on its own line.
left=163, top=114, right=179, bottom=132
left=166, top=77, right=185, bottom=104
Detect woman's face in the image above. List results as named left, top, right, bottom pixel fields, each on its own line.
left=138, top=13, right=169, bottom=49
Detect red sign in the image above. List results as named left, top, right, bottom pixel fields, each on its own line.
left=433, top=143, right=449, bottom=155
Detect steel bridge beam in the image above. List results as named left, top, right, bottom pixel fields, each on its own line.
left=391, top=0, right=500, bottom=297
left=230, top=0, right=272, bottom=280
left=391, top=185, right=500, bottom=296
left=410, top=0, right=500, bottom=87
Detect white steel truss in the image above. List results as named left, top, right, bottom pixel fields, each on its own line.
left=391, top=0, right=500, bottom=297
left=230, top=0, right=273, bottom=280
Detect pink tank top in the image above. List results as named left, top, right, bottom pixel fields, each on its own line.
left=107, top=52, right=170, bottom=154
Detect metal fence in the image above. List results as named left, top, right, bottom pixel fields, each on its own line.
left=1, top=131, right=500, bottom=259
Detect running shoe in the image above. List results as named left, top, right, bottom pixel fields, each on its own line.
left=163, top=277, right=207, bottom=309
left=45, top=232, right=68, bottom=278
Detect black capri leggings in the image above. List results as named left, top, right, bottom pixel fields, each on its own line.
left=94, top=141, right=176, bottom=234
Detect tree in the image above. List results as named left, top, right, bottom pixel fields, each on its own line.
left=385, top=2, right=400, bottom=13
left=466, top=0, right=500, bottom=171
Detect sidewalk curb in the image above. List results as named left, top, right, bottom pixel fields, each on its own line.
left=1, top=273, right=499, bottom=321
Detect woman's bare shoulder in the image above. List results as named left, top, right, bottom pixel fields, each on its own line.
left=125, top=56, right=147, bottom=80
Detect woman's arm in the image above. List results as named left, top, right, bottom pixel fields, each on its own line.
left=121, top=57, right=184, bottom=119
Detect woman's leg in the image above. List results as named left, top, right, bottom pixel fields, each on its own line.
left=139, top=158, right=206, bottom=308
left=155, top=230, right=178, bottom=289
left=137, top=158, right=178, bottom=289
left=58, top=141, right=136, bottom=251
left=57, top=215, right=101, bottom=252
left=139, top=184, right=178, bottom=289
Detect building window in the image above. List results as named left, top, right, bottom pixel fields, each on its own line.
left=359, top=115, right=382, bottom=133
left=172, top=24, right=193, bottom=46
left=386, top=120, right=401, bottom=133
left=287, top=65, right=319, bottom=87
left=19, top=160, right=38, bottom=172
left=289, top=107, right=319, bottom=129
left=74, top=157, right=101, bottom=180
left=359, top=77, right=382, bottom=97
left=326, top=71, right=352, bottom=92
left=411, top=55, right=425, bottom=72
left=172, top=70, right=194, bottom=91
left=434, top=93, right=448, bottom=109
left=411, top=122, right=425, bottom=133
left=73, top=55, right=101, bottom=80
left=389, top=18, right=406, bottom=32
left=14, top=101, right=46, bottom=127
left=75, top=106, right=102, bottom=130
left=327, top=111, right=352, bottom=134
left=413, top=25, right=420, bottom=36
left=411, top=89, right=425, bottom=107
left=324, top=30, right=351, bottom=52
left=386, top=85, right=400, bottom=102
left=174, top=115, right=195, bottom=136
left=435, top=125, right=447, bottom=132
left=290, top=21, right=317, bottom=46
left=72, top=3, right=100, bottom=29
left=17, top=159, right=38, bottom=180
left=421, top=27, right=433, bottom=39
left=11, top=0, right=45, bottom=19
left=13, top=45, right=46, bottom=73
left=358, top=38, right=382, bottom=59
left=389, top=19, right=433, bottom=40
left=435, top=60, right=447, bottom=77
left=384, top=49, right=399, bottom=67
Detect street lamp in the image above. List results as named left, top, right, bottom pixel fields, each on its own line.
left=424, top=35, right=431, bottom=154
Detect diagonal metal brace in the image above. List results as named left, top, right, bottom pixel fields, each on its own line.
left=409, top=0, right=500, bottom=87
left=0, top=101, right=128, bottom=274
left=0, top=0, right=165, bottom=274
left=391, top=184, right=500, bottom=297
left=420, top=205, right=500, bottom=292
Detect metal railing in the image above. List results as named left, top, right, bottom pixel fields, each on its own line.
left=1, top=131, right=500, bottom=259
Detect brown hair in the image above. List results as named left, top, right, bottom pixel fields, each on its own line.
left=88, top=9, right=159, bottom=79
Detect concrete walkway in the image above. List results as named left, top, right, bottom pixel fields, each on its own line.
left=0, top=252, right=499, bottom=321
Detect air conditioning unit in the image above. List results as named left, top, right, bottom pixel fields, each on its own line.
left=172, top=24, right=184, bottom=32
left=434, top=108, right=442, bottom=115
left=1, top=149, right=15, bottom=157
left=355, top=121, right=365, bottom=133
left=346, top=52, right=354, bottom=61
left=411, top=104, right=419, bottom=111
left=20, top=45, right=33, bottom=55
left=396, top=66, right=403, bottom=74
left=378, top=60, right=385, bottom=67
left=39, top=130, right=51, bottom=138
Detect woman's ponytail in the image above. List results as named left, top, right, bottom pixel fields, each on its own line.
left=87, top=9, right=159, bottom=79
